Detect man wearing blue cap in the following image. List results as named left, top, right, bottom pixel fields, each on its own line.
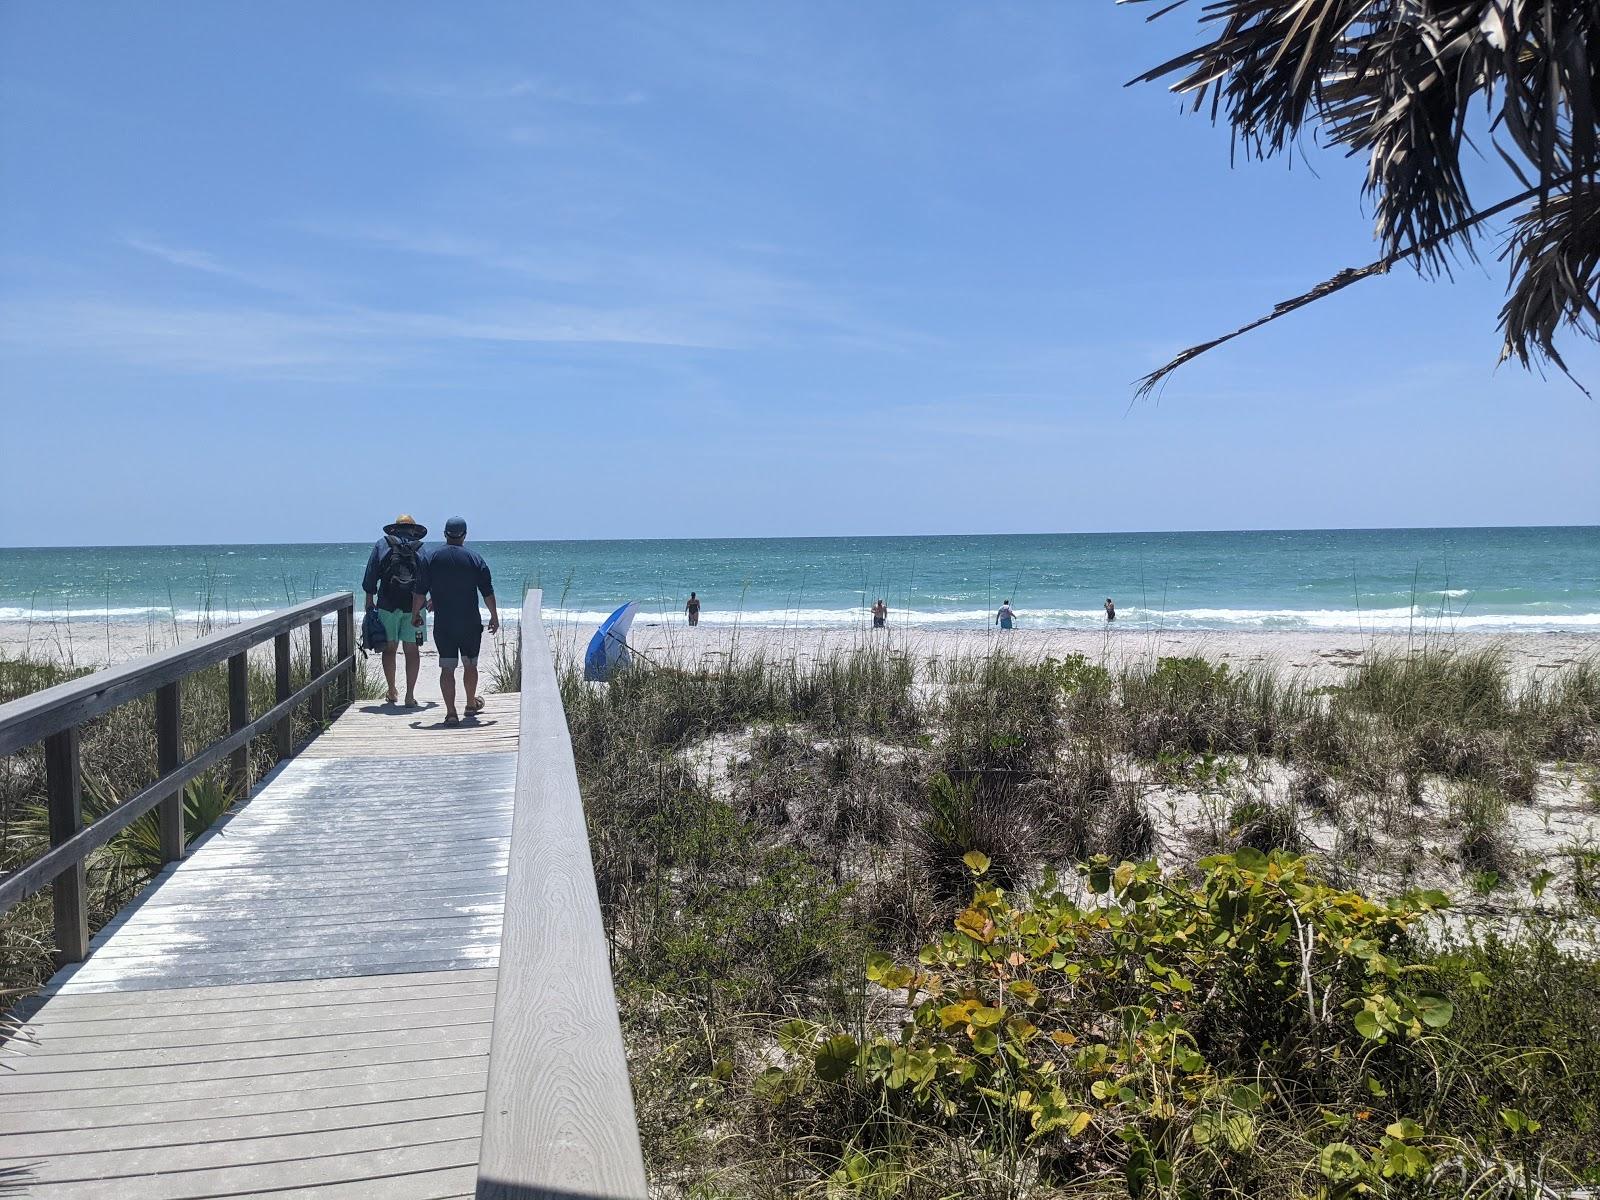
left=411, top=516, right=499, bottom=726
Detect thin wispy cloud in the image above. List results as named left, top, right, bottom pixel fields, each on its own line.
left=371, top=74, right=646, bottom=107
left=295, top=219, right=934, bottom=352
left=0, top=291, right=735, bottom=378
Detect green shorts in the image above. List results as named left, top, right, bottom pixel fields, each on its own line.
left=378, top=608, right=425, bottom=645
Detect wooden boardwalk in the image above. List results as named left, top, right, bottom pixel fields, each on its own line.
left=0, top=686, right=518, bottom=1196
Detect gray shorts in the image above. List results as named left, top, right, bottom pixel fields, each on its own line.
left=435, top=622, right=483, bottom=668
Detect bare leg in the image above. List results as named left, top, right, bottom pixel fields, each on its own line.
left=440, top=666, right=458, bottom=720
left=402, top=640, right=420, bottom=705
left=463, top=662, right=479, bottom=712
left=381, top=642, right=398, bottom=703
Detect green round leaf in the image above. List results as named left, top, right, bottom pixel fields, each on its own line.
left=1353, top=1009, right=1383, bottom=1040
left=1318, top=1142, right=1367, bottom=1183
left=1414, top=991, right=1454, bottom=1029
left=814, top=1034, right=859, bottom=1083
left=1233, top=847, right=1269, bottom=872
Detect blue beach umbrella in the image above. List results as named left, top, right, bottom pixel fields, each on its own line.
left=584, top=602, right=640, bottom=682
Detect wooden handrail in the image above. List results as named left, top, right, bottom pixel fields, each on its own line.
left=0, top=593, right=357, bottom=964
left=475, top=589, right=648, bottom=1199
left=0, top=592, right=350, bottom=757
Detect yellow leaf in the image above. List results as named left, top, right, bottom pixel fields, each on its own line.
left=955, top=908, right=996, bottom=943
left=963, top=850, right=992, bottom=875
left=939, top=1000, right=977, bottom=1029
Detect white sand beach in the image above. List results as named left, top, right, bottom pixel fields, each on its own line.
left=5, top=613, right=1596, bottom=689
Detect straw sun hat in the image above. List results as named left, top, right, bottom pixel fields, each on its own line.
left=383, top=513, right=428, bottom=537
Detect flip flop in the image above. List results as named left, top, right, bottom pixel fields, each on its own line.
left=443, top=714, right=461, bottom=727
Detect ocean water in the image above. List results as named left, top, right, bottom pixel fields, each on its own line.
left=0, top=527, right=1596, bottom=633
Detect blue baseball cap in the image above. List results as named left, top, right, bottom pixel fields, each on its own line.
left=444, top=516, right=467, bottom=537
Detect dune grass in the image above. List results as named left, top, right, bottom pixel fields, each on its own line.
left=560, top=641, right=1600, bottom=1197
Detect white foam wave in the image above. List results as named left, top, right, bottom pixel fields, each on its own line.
left=541, top=604, right=1600, bottom=633
left=7, top=603, right=1599, bottom=635
left=0, top=605, right=298, bottom=623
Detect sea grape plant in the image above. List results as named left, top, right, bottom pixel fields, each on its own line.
left=792, top=849, right=1457, bottom=1196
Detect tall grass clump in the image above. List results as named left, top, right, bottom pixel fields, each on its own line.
left=1344, top=645, right=1513, bottom=732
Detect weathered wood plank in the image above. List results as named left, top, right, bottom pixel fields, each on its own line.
left=0, top=1035, right=494, bottom=1096
left=155, top=679, right=184, bottom=864
left=475, top=589, right=648, bottom=1199
left=2, top=1137, right=483, bottom=1199
left=22, top=966, right=498, bottom=1015
left=309, top=616, right=326, bottom=726
left=0, top=1019, right=495, bottom=1077
left=0, top=1068, right=489, bottom=1138
left=0, top=1091, right=485, bottom=1162
left=273, top=630, right=293, bottom=760
left=6, top=1000, right=498, bottom=1056
left=45, top=727, right=89, bottom=966
left=227, top=650, right=250, bottom=797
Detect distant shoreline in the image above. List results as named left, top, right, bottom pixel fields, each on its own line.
left=4, top=616, right=1595, bottom=692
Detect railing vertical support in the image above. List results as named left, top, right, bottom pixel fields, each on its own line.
left=273, top=632, right=292, bottom=760
left=227, top=651, right=250, bottom=798
left=308, top=618, right=325, bottom=726
left=44, top=727, right=88, bottom=965
left=155, top=681, right=184, bottom=864
left=336, top=603, right=354, bottom=708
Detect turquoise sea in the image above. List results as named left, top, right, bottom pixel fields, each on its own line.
left=1, top=527, right=1597, bottom=633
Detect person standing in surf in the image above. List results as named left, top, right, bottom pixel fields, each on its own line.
left=996, top=600, right=1016, bottom=630
left=686, top=592, right=701, bottom=627
left=411, top=516, right=498, bottom=727
left=1105, top=597, right=1116, bottom=623
left=363, top=513, right=427, bottom=707
left=872, top=599, right=888, bottom=629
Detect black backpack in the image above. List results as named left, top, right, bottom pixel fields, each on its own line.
left=379, top=535, right=421, bottom=598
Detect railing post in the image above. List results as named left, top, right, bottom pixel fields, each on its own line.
left=273, top=632, right=292, bottom=760
left=228, top=651, right=250, bottom=798
left=44, top=727, right=88, bottom=965
left=155, top=681, right=185, bottom=864
left=336, top=602, right=354, bottom=708
left=308, top=617, right=325, bottom=726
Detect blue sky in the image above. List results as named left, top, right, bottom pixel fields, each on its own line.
left=2, top=1, right=1596, bottom=546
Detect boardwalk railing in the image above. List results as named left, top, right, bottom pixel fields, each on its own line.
left=476, top=588, right=648, bottom=1199
left=0, top=592, right=356, bottom=965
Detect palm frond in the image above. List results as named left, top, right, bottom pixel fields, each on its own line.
left=1125, top=0, right=1600, bottom=386
left=1499, top=181, right=1600, bottom=389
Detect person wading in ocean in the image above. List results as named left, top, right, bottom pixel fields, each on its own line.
left=996, top=600, right=1016, bottom=630
left=411, top=516, right=498, bottom=727
left=363, top=514, right=427, bottom=707
left=686, top=592, right=701, bottom=627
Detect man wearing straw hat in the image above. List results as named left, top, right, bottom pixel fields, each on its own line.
left=362, top=513, right=428, bottom=707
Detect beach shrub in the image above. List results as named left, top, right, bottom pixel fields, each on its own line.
left=790, top=850, right=1465, bottom=1196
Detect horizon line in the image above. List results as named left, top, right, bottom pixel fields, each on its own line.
left=4, top=521, right=1598, bottom=551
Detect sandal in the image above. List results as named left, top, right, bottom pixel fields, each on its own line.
left=443, top=713, right=461, bottom=727
left=466, top=696, right=486, bottom=714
